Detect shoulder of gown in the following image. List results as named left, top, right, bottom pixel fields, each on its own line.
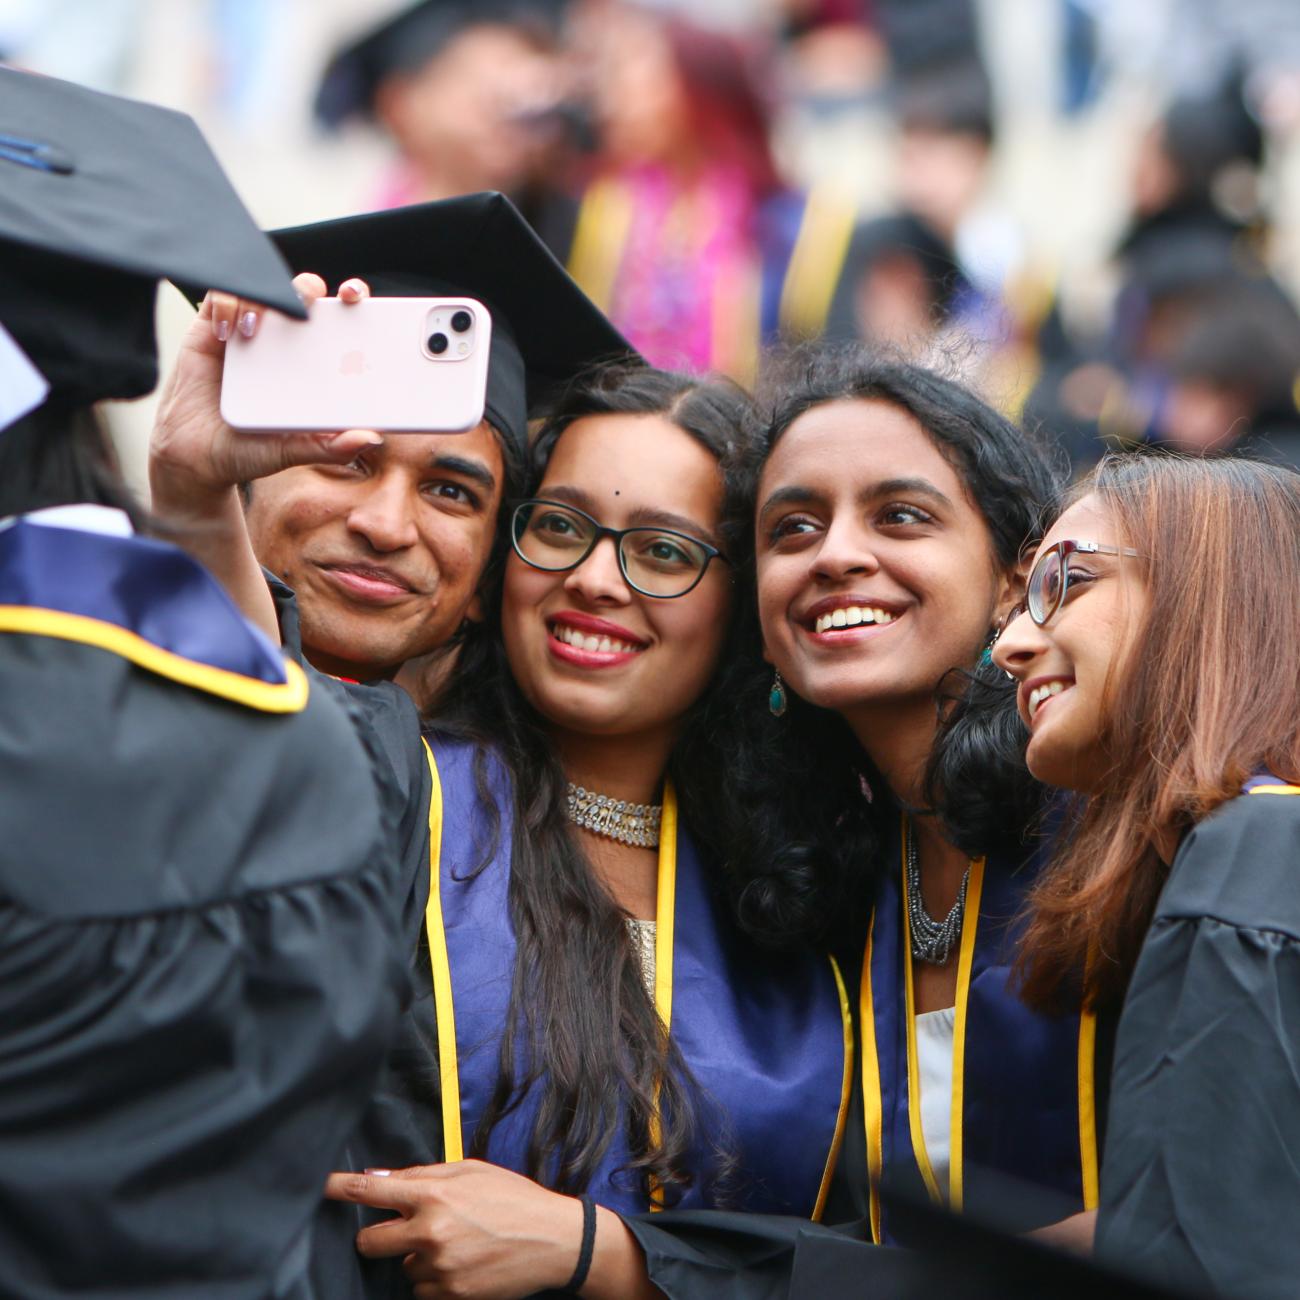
left=1097, top=788, right=1300, bottom=1300
left=0, top=573, right=410, bottom=1298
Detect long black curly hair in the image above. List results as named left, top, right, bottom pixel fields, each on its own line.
left=705, top=345, right=1066, bottom=952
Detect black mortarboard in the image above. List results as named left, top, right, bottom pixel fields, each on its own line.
left=267, top=192, right=638, bottom=449
left=314, top=0, right=568, bottom=128
left=0, top=66, right=304, bottom=409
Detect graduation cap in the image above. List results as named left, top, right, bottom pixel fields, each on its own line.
left=0, top=66, right=304, bottom=413
left=266, top=192, right=638, bottom=449
left=315, top=0, right=568, bottom=128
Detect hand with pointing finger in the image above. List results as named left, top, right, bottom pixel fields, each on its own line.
left=324, top=1161, right=663, bottom=1300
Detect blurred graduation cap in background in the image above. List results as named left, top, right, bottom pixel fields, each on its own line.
left=263, top=192, right=638, bottom=449
left=0, top=65, right=303, bottom=423
left=314, top=0, right=570, bottom=128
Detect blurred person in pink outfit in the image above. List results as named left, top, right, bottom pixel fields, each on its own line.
left=568, top=8, right=854, bottom=380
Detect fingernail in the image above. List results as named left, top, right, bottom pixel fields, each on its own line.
left=238, top=311, right=258, bottom=339
left=215, top=319, right=231, bottom=342
left=365, top=1168, right=391, bottom=1177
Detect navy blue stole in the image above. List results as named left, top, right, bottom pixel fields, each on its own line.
left=859, top=816, right=1098, bottom=1242
left=1244, top=774, right=1300, bottom=796
left=0, top=516, right=306, bottom=711
left=420, top=736, right=852, bottom=1218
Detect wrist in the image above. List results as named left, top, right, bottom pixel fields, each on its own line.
left=578, top=1207, right=662, bottom=1300
left=148, top=459, right=243, bottom=525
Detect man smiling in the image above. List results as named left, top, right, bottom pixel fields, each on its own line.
left=152, top=192, right=633, bottom=698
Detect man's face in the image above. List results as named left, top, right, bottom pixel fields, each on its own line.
left=245, top=422, right=504, bottom=680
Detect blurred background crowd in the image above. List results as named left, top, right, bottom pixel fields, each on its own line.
left=5, top=0, right=1300, bottom=483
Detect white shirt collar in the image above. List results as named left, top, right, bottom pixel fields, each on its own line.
left=20, top=504, right=135, bottom=537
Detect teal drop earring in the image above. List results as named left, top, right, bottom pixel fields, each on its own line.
left=769, top=670, right=787, bottom=717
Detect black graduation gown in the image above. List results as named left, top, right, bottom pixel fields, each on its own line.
left=263, top=579, right=439, bottom=1300
left=1097, top=782, right=1300, bottom=1300
left=0, top=521, right=412, bottom=1299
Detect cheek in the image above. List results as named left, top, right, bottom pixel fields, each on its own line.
left=648, top=584, right=733, bottom=688
left=755, top=556, right=797, bottom=641
left=501, top=558, right=559, bottom=641
left=246, top=487, right=337, bottom=572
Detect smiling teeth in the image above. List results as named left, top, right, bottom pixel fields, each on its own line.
left=814, top=606, right=895, bottom=634
left=1028, top=681, right=1069, bottom=716
left=553, top=625, right=642, bottom=655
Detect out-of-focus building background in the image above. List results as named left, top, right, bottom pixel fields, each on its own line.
left=5, top=0, right=1300, bottom=484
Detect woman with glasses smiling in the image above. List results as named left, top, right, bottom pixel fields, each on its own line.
left=995, top=453, right=1300, bottom=1299
left=324, top=362, right=852, bottom=1300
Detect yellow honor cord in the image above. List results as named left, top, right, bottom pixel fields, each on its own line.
left=421, top=742, right=464, bottom=1162
left=812, top=953, right=856, bottom=1222
left=647, top=783, right=679, bottom=1211
left=858, top=911, right=884, bottom=1243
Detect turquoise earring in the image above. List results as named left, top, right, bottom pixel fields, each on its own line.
left=769, top=670, right=788, bottom=717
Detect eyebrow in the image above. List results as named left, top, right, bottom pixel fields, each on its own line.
left=758, top=476, right=954, bottom=523
left=540, top=485, right=720, bottom=548
left=429, top=453, right=497, bottom=494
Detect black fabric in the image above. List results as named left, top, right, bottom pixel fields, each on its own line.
left=266, top=192, right=638, bottom=450
left=1097, top=791, right=1300, bottom=1300
left=0, top=602, right=410, bottom=1296
left=0, top=66, right=303, bottom=406
left=267, top=575, right=438, bottom=1300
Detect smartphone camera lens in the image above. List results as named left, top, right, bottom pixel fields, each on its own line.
left=428, top=332, right=449, bottom=355
left=450, top=310, right=473, bottom=334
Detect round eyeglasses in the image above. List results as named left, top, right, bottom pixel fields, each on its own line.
left=998, top=539, right=1141, bottom=637
left=510, top=499, right=727, bottom=599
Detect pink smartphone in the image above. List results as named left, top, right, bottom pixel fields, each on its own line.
left=220, top=296, right=492, bottom=433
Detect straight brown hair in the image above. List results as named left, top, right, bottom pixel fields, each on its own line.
left=1019, top=452, right=1300, bottom=1010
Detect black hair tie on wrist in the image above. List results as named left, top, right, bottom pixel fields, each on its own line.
left=564, top=1194, right=597, bottom=1294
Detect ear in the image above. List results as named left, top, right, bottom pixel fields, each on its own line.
left=992, top=552, right=1033, bottom=628
left=760, top=638, right=772, bottom=666
left=463, top=589, right=486, bottom=626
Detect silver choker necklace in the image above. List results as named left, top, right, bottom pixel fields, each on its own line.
left=566, top=783, right=662, bottom=848
left=904, top=819, right=970, bottom=965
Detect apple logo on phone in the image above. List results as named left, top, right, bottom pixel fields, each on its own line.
left=340, top=350, right=368, bottom=376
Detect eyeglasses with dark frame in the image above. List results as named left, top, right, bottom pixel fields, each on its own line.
left=997, top=539, right=1142, bottom=639
left=510, top=499, right=729, bottom=599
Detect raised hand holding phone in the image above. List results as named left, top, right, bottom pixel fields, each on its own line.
left=220, top=285, right=492, bottom=434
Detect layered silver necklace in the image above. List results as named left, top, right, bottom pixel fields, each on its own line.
left=566, top=783, right=662, bottom=848
left=904, top=819, right=970, bottom=965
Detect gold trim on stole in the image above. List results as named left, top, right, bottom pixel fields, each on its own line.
left=0, top=605, right=308, bottom=713
left=1077, top=1007, right=1099, bottom=1209
left=858, top=911, right=885, bottom=1243
left=647, top=782, right=679, bottom=1211
left=1248, top=785, right=1300, bottom=795
left=421, top=741, right=464, bottom=1162
left=566, top=178, right=635, bottom=312
left=778, top=184, right=858, bottom=340
left=813, top=954, right=856, bottom=1222
left=947, top=854, right=985, bottom=1210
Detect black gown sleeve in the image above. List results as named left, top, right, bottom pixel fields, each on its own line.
left=1097, top=794, right=1300, bottom=1300
left=0, top=627, right=409, bottom=1300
